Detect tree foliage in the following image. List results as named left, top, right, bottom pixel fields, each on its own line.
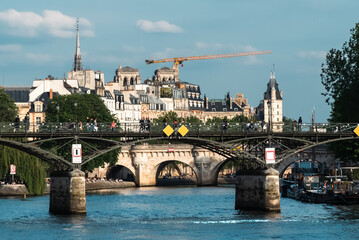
left=45, top=94, right=118, bottom=172
left=321, top=22, right=359, bottom=162
left=153, top=111, right=181, bottom=124
left=0, top=88, right=18, bottom=122
left=82, top=148, right=121, bottom=173
left=321, top=23, right=359, bottom=122
left=0, top=146, right=47, bottom=195
left=45, top=94, right=114, bottom=123
left=283, top=116, right=294, bottom=125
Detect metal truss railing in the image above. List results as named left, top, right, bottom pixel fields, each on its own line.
left=0, top=122, right=358, bottom=135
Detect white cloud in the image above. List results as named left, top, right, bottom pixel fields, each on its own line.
left=136, top=19, right=182, bottom=33
left=25, top=53, right=52, bottom=63
left=123, top=45, right=146, bottom=53
left=195, top=41, right=223, bottom=50
left=0, top=44, right=22, bottom=52
left=0, top=9, right=94, bottom=38
left=297, top=51, right=326, bottom=59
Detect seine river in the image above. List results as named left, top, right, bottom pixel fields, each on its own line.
left=1, top=186, right=359, bottom=240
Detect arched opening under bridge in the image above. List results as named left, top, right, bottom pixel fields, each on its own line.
left=107, top=165, right=135, bottom=182
left=215, top=157, right=262, bottom=186
left=156, top=160, right=197, bottom=186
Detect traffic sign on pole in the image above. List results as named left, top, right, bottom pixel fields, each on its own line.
left=265, top=148, right=275, bottom=164
left=72, top=144, right=82, bottom=163
left=10, top=164, right=16, bottom=175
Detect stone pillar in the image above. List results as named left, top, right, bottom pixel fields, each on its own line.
left=49, top=169, right=86, bottom=214
left=193, top=147, right=216, bottom=186
left=131, top=146, right=156, bottom=187
left=235, top=168, right=280, bottom=212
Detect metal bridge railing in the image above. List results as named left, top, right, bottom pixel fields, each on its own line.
left=1, top=122, right=358, bottom=135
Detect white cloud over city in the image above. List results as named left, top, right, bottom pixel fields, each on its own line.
left=136, top=19, right=183, bottom=33
left=0, top=9, right=94, bottom=38
left=0, top=44, right=22, bottom=52
left=297, top=51, right=327, bottom=59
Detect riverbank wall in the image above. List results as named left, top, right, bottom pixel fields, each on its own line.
left=0, top=184, right=29, bottom=196
left=0, top=181, right=136, bottom=196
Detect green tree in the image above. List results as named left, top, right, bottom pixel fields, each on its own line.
left=153, top=111, right=182, bottom=124
left=282, top=116, right=294, bottom=124
left=0, top=88, right=18, bottom=122
left=184, top=116, right=202, bottom=124
left=229, top=115, right=254, bottom=124
left=45, top=94, right=114, bottom=123
left=0, top=146, right=47, bottom=195
left=321, top=22, right=359, bottom=162
left=45, top=94, right=119, bottom=173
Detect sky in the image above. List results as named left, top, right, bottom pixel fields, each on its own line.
left=0, top=0, right=358, bottom=122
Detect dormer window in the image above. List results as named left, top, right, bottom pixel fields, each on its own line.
left=211, top=102, right=215, bottom=105
left=35, top=104, right=42, bottom=112
left=212, top=108, right=216, bottom=111
left=234, top=108, right=238, bottom=111
left=222, top=102, right=226, bottom=105
left=223, top=108, right=227, bottom=111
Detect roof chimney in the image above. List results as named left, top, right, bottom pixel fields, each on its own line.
left=50, top=88, right=53, bottom=99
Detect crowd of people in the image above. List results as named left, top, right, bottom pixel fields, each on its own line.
left=85, top=177, right=123, bottom=183
left=139, top=118, right=151, bottom=132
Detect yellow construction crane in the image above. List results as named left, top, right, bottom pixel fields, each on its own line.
left=145, top=50, right=272, bottom=73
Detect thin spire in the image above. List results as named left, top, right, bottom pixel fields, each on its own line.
left=270, top=64, right=275, bottom=80
left=74, top=18, right=82, bottom=71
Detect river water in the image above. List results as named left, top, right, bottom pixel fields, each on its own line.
left=1, top=186, right=359, bottom=240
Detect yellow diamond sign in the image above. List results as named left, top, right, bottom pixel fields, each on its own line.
left=178, top=125, right=189, bottom=137
left=354, top=125, right=359, bottom=136
left=163, top=125, right=174, bottom=137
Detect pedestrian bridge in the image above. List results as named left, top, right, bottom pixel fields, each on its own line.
left=1, top=121, right=358, bottom=214
left=1, top=121, right=358, bottom=171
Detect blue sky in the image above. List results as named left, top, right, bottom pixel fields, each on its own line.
left=0, top=0, right=358, bottom=122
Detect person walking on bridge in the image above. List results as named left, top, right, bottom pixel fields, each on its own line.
left=298, top=117, right=302, bottom=132
left=111, top=120, right=116, bottom=132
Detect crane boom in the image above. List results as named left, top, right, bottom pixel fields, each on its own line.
left=145, top=50, right=272, bottom=72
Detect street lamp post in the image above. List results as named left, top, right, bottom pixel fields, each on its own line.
left=56, top=104, right=60, bottom=123
left=74, top=100, right=78, bottom=132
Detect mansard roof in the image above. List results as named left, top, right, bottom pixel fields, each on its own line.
left=4, top=87, right=31, bottom=102
left=206, top=100, right=243, bottom=112
left=155, top=67, right=176, bottom=74
left=117, top=66, right=139, bottom=73
left=104, top=90, right=114, bottom=99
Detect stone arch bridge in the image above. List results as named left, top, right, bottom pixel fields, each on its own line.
left=92, top=143, right=336, bottom=187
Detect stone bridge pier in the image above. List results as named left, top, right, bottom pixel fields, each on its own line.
left=49, top=169, right=86, bottom=214
left=235, top=168, right=280, bottom=212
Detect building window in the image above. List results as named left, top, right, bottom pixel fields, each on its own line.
left=36, top=117, right=41, bottom=124
left=212, top=108, right=216, bottom=111
left=211, top=102, right=215, bottom=105
left=223, top=108, right=227, bottom=111
left=234, top=108, right=238, bottom=111
left=277, top=111, right=279, bottom=115
left=222, top=102, right=225, bottom=105
left=35, top=104, right=42, bottom=112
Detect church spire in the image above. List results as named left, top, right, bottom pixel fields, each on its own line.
left=74, top=18, right=82, bottom=71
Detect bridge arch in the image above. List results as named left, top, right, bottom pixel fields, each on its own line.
left=106, top=165, right=135, bottom=182
left=155, top=160, right=198, bottom=185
